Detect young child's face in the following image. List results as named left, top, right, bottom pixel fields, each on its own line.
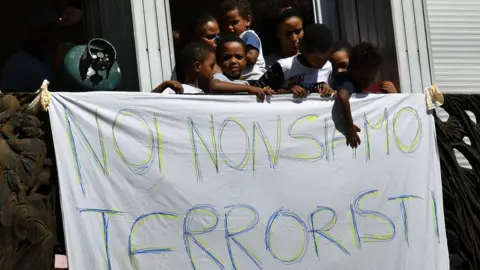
left=197, top=52, right=217, bottom=90
left=351, top=67, right=378, bottom=90
left=222, top=8, right=251, bottom=36
left=277, top=16, right=304, bottom=56
left=330, top=50, right=349, bottom=74
left=219, top=41, right=246, bottom=79
left=199, top=21, right=220, bottom=49
left=304, top=49, right=332, bottom=69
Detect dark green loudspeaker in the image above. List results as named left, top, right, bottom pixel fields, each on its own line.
left=63, top=38, right=121, bottom=91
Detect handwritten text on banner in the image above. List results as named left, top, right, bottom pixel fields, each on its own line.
left=49, top=93, right=449, bottom=270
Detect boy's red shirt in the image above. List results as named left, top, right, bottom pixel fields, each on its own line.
left=362, top=83, right=383, bottom=94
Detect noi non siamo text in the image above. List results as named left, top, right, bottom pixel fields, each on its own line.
left=63, top=106, right=423, bottom=193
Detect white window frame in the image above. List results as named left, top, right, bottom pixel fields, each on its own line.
left=130, top=0, right=176, bottom=92
left=313, top=0, right=323, bottom=23
left=390, top=0, right=432, bottom=93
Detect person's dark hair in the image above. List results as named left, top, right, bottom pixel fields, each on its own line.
left=275, top=7, right=303, bottom=32
left=180, top=41, right=215, bottom=71
left=332, top=41, right=352, bottom=56
left=219, top=0, right=252, bottom=18
left=301, top=23, right=333, bottom=53
left=349, top=42, right=382, bottom=70
left=195, top=14, right=217, bottom=35
left=216, top=34, right=246, bottom=56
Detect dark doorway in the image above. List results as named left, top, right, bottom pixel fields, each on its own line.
left=337, top=0, right=400, bottom=91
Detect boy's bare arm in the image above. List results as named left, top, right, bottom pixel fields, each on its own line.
left=276, top=85, right=309, bottom=98
left=337, top=90, right=354, bottom=127
left=276, top=89, right=291, bottom=94
left=211, top=80, right=251, bottom=93
left=151, top=83, right=167, bottom=93
left=210, top=80, right=274, bottom=101
left=152, top=80, right=183, bottom=93
left=337, top=89, right=361, bottom=148
left=246, top=49, right=259, bottom=65
left=211, top=80, right=275, bottom=95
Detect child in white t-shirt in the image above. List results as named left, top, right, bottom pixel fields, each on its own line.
left=219, top=0, right=266, bottom=81
left=259, top=24, right=335, bottom=98
left=152, top=41, right=216, bottom=95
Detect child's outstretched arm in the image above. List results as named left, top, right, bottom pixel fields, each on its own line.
left=211, top=79, right=274, bottom=102
left=246, top=48, right=259, bottom=66
left=152, top=80, right=183, bottom=94
left=337, top=88, right=361, bottom=148
left=242, top=32, right=261, bottom=65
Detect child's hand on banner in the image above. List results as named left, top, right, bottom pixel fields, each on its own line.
left=152, top=80, right=184, bottom=94
left=346, top=124, right=361, bottom=148
left=248, top=87, right=275, bottom=102
left=381, top=81, right=397, bottom=93
left=291, top=85, right=309, bottom=98
left=164, top=81, right=184, bottom=94
left=318, top=83, right=335, bottom=97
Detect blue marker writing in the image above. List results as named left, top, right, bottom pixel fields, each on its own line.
left=350, top=190, right=396, bottom=249
left=128, top=212, right=178, bottom=270
left=224, top=204, right=262, bottom=269
left=310, top=206, right=350, bottom=257
left=431, top=191, right=440, bottom=243
left=388, top=195, right=423, bottom=246
left=265, top=208, right=309, bottom=265
left=183, top=205, right=224, bottom=269
left=77, top=208, right=124, bottom=270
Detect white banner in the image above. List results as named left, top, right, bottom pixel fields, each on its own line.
left=49, top=93, right=448, bottom=270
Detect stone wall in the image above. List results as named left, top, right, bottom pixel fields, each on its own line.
left=0, top=93, right=56, bottom=270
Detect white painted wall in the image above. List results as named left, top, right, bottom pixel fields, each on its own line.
left=424, top=0, right=480, bottom=94
left=390, top=0, right=432, bottom=93
left=424, top=0, right=480, bottom=169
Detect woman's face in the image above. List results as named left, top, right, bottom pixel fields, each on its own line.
left=330, top=49, right=349, bottom=74
left=277, top=16, right=303, bottom=57
left=198, top=20, right=220, bottom=49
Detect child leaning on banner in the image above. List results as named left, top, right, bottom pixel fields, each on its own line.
left=211, top=34, right=274, bottom=100
left=152, top=41, right=215, bottom=94
left=333, top=42, right=382, bottom=149
left=219, top=0, right=266, bottom=81
left=258, top=24, right=335, bottom=98
left=330, top=41, right=397, bottom=94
